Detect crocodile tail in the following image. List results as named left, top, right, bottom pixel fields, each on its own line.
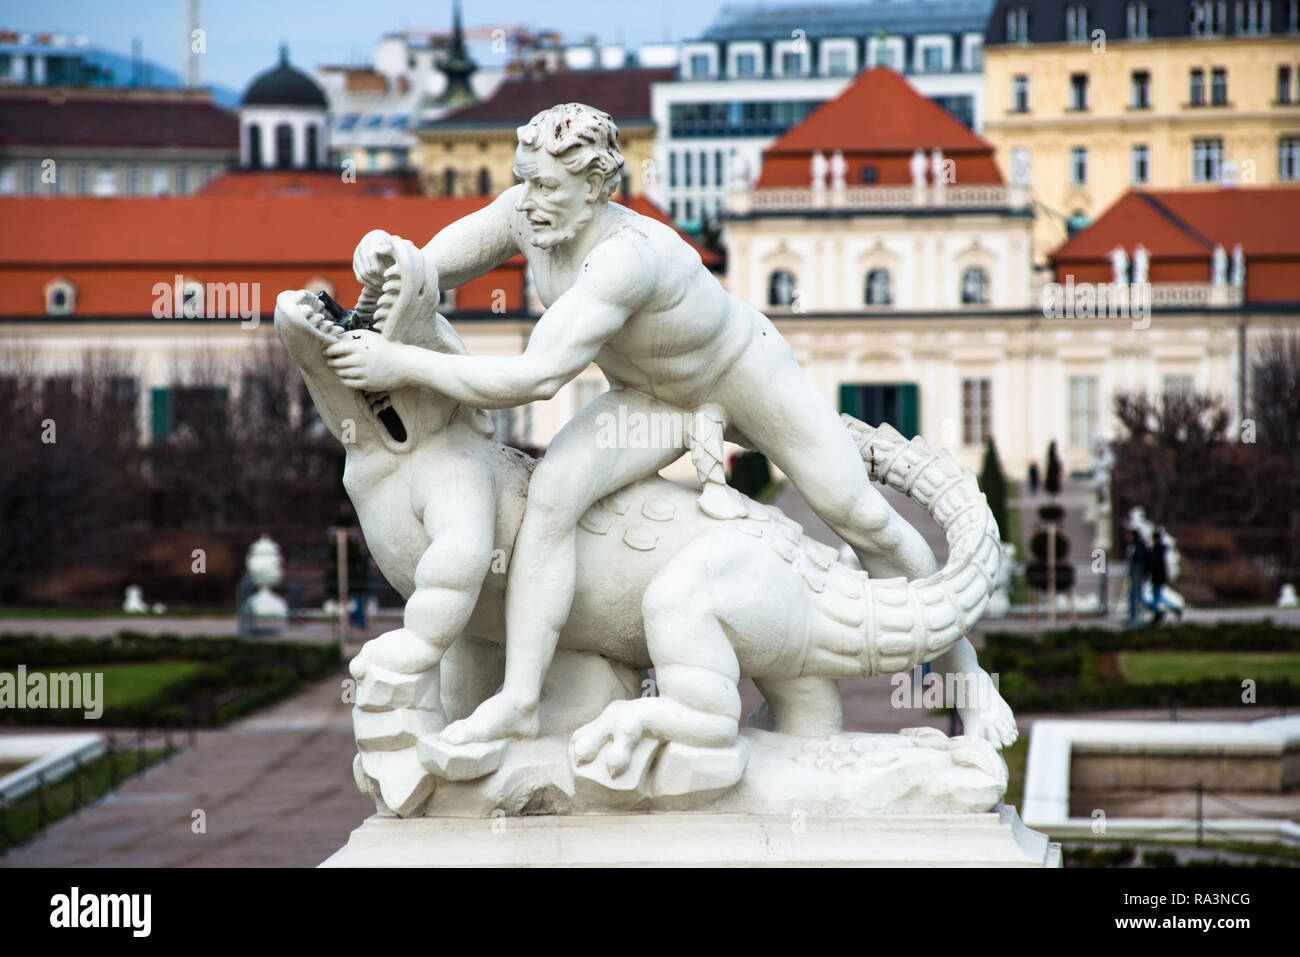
left=839, top=414, right=1003, bottom=676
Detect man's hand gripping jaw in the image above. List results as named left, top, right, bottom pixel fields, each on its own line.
left=313, top=237, right=498, bottom=719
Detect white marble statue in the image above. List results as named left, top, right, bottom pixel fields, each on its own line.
left=1109, top=245, right=1129, bottom=285
left=277, top=103, right=1017, bottom=821
left=1279, top=584, right=1298, bottom=609
left=829, top=149, right=846, bottom=190
left=122, top=585, right=147, bottom=615
left=930, top=148, right=946, bottom=188
left=909, top=147, right=928, bottom=188
left=1212, top=243, right=1228, bottom=286
left=810, top=150, right=828, bottom=191
left=1231, top=242, right=1245, bottom=288
left=1132, top=244, right=1149, bottom=284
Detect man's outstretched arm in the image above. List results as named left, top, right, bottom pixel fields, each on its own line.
left=327, top=236, right=657, bottom=408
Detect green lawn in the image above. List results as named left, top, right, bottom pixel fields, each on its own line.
left=1120, top=652, right=1300, bottom=684
left=1, top=662, right=203, bottom=710
left=0, top=748, right=167, bottom=854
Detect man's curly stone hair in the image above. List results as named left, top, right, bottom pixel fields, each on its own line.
left=516, top=103, right=625, bottom=201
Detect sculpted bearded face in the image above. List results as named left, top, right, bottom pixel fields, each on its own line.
left=512, top=145, right=600, bottom=250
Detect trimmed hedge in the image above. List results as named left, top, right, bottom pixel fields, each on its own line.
left=0, top=632, right=340, bottom=727
left=984, top=622, right=1300, bottom=712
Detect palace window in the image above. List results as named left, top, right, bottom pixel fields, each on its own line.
left=865, top=269, right=893, bottom=306
left=1236, top=1, right=1270, bottom=34
left=1192, top=138, right=1224, bottom=182
left=1190, top=1, right=1227, bottom=35
left=1211, top=68, right=1228, bottom=105
left=1069, top=73, right=1089, bottom=110
left=960, top=267, right=989, bottom=305
left=1190, top=68, right=1205, bottom=106
left=1126, top=1, right=1150, bottom=38
left=1131, top=144, right=1150, bottom=184
left=735, top=52, right=757, bottom=77
left=1069, top=376, right=1100, bottom=449
left=1065, top=4, right=1089, bottom=41
left=769, top=270, right=797, bottom=308
left=1281, top=137, right=1300, bottom=181
left=1131, top=70, right=1150, bottom=109
left=1070, top=146, right=1089, bottom=185
left=1011, top=74, right=1029, bottom=112
left=962, top=378, right=992, bottom=447
left=1006, top=6, right=1030, bottom=43
left=1278, top=65, right=1293, bottom=103
left=826, top=48, right=850, bottom=76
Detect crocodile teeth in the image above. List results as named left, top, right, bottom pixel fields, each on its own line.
left=383, top=263, right=402, bottom=279
left=382, top=278, right=401, bottom=294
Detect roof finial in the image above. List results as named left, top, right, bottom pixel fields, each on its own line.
left=279, top=43, right=289, bottom=66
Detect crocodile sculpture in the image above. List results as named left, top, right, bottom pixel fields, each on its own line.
left=275, top=236, right=1017, bottom=817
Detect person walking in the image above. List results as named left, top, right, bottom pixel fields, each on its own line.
left=1124, top=527, right=1149, bottom=627
left=1027, top=461, right=1040, bottom=496
left=1144, top=529, right=1181, bottom=623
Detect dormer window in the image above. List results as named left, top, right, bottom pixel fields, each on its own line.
left=1065, top=4, right=1089, bottom=41
left=1127, top=1, right=1150, bottom=38
left=44, top=278, right=76, bottom=316
left=1006, top=6, right=1030, bottom=43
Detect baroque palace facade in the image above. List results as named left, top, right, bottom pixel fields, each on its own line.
left=983, top=0, right=1300, bottom=266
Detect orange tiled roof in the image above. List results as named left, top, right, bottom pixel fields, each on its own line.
left=195, top=169, right=423, bottom=198
left=757, top=68, right=1000, bottom=187
left=1052, top=187, right=1300, bottom=262
left=0, top=191, right=717, bottom=316
left=1049, top=186, right=1300, bottom=304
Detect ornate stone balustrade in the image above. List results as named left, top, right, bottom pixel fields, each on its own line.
left=729, top=183, right=1029, bottom=214
left=1149, top=283, right=1244, bottom=307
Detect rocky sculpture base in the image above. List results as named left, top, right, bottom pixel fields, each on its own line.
left=357, top=726, right=1011, bottom=818
left=322, top=803, right=1059, bottom=867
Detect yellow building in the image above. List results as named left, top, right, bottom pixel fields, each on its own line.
left=411, top=67, right=671, bottom=198
left=983, top=0, right=1300, bottom=265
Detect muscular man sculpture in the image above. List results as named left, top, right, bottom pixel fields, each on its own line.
left=326, top=103, right=942, bottom=745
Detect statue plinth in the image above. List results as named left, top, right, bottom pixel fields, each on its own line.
left=322, top=804, right=1059, bottom=867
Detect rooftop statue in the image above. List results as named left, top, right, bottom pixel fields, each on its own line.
left=277, top=104, right=1018, bottom=826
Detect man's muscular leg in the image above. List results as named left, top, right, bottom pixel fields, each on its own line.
left=717, top=346, right=938, bottom=581
left=441, top=389, right=686, bottom=744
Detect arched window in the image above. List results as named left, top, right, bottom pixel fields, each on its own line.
left=961, top=266, right=988, bottom=305
left=768, top=270, right=797, bottom=307
left=247, top=124, right=262, bottom=168
left=865, top=269, right=892, bottom=306
left=275, top=123, right=294, bottom=169
left=305, top=125, right=319, bottom=169
left=44, top=278, right=76, bottom=316
left=443, top=168, right=458, bottom=196
left=477, top=167, right=491, bottom=195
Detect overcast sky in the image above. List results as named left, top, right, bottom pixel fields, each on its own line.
left=4, top=0, right=731, bottom=94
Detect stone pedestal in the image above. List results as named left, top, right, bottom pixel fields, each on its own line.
left=322, top=803, right=1060, bottom=867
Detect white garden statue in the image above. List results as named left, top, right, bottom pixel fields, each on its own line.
left=278, top=104, right=1024, bottom=841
